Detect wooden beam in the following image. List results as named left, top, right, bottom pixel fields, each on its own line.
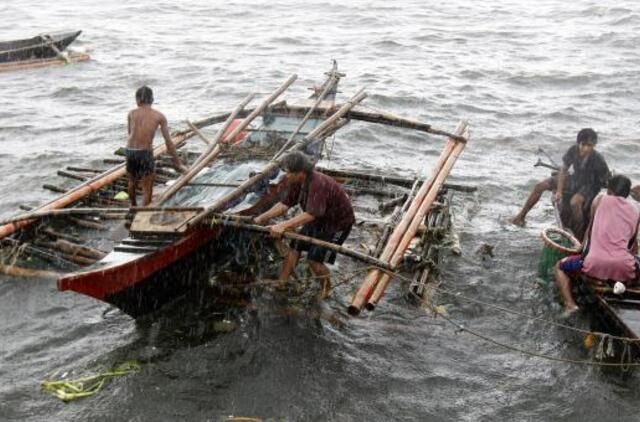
left=210, top=218, right=393, bottom=271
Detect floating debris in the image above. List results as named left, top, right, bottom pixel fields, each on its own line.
left=41, top=361, right=140, bottom=402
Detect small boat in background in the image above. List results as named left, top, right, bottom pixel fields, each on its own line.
left=0, top=30, right=89, bottom=72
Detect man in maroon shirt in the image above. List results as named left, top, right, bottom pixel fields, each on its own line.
left=254, top=152, right=355, bottom=299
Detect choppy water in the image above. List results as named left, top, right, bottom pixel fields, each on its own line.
left=2, top=0, right=640, bottom=420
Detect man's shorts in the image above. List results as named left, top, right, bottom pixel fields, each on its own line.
left=290, top=224, right=352, bottom=265
left=546, top=174, right=597, bottom=202
left=560, top=255, right=640, bottom=284
left=558, top=255, right=584, bottom=275
left=125, top=148, right=155, bottom=180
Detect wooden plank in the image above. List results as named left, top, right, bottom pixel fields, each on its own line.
left=129, top=210, right=200, bottom=234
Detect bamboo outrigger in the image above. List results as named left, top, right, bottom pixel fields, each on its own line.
left=1, top=62, right=474, bottom=318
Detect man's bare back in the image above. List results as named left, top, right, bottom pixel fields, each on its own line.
left=127, top=106, right=168, bottom=150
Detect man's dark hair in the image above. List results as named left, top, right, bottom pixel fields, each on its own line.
left=577, top=128, right=597, bottom=145
left=608, top=174, right=631, bottom=198
left=136, top=86, right=154, bottom=105
left=280, top=151, right=314, bottom=174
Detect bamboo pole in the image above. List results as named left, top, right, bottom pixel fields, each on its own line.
left=1, top=238, right=80, bottom=269
left=0, top=207, right=129, bottom=226
left=210, top=218, right=393, bottom=270
left=316, top=167, right=476, bottom=192
left=260, top=103, right=468, bottom=142
left=39, top=228, right=86, bottom=244
left=199, top=103, right=467, bottom=142
left=67, top=217, right=107, bottom=231
left=53, top=239, right=106, bottom=260
left=169, top=100, right=285, bottom=138
left=0, top=263, right=62, bottom=279
left=348, top=133, right=458, bottom=315
left=366, top=122, right=469, bottom=310
left=36, top=239, right=105, bottom=260
left=66, top=167, right=104, bottom=174
left=186, top=120, right=212, bottom=145
left=593, top=286, right=640, bottom=296
left=57, top=170, right=87, bottom=181
left=373, top=179, right=420, bottom=256
left=183, top=89, right=367, bottom=229
left=0, top=205, right=212, bottom=227
left=272, top=66, right=340, bottom=159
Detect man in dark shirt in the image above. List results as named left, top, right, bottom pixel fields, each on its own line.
left=254, top=151, right=355, bottom=299
left=510, top=128, right=609, bottom=238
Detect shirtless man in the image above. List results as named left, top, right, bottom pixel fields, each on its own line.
left=126, top=86, right=187, bottom=206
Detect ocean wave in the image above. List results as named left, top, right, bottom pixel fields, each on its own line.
left=507, top=71, right=600, bottom=88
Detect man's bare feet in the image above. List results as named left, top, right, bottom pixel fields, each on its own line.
left=561, top=305, right=579, bottom=319
left=509, top=216, right=526, bottom=227
left=316, top=282, right=332, bottom=301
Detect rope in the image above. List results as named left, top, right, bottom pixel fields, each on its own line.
left=216, top=232, right=640, bottom=367
left=361, top=268, right=640, bottom=367
left=621, top=342, right=632, bottom=372
left=378, top=268, right=640, bottom=343
left=41, top=361, right=140, bottom=402
left=418, top=298, right=640, bottom=367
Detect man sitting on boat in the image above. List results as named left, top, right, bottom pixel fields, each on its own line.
left=554, top=175, right=640, bottom=317
left=126, top=86, right=187, bottom=206
left=510, top=128, right=609, bottom=239
left=253, top=151, right=355, bottom=299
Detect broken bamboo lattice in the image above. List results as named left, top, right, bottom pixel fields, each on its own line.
left=367, top=122, right=468, bottom=310
left=156, top=92, right=257, bottom=204
left=272, top=63, right=341, bottom=159
left=183, top=88, right=368, bottom=230
left=348, top=121, right=468, bottom=315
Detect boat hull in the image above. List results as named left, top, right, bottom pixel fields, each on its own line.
left=574, top=277, right=640, bottom=362
left=58, top=227, right=222, bottom=318
left=0, top=52, right=90, bottom=73
left=0, top=31, right=82, bottom=64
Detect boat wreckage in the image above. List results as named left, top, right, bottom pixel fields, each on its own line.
left=0, top=62, right=473, bottom=318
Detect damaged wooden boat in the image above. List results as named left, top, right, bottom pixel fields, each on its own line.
left=0, top=30, right=89, bottom=72
left=0, top=62, right=473, bottom=318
